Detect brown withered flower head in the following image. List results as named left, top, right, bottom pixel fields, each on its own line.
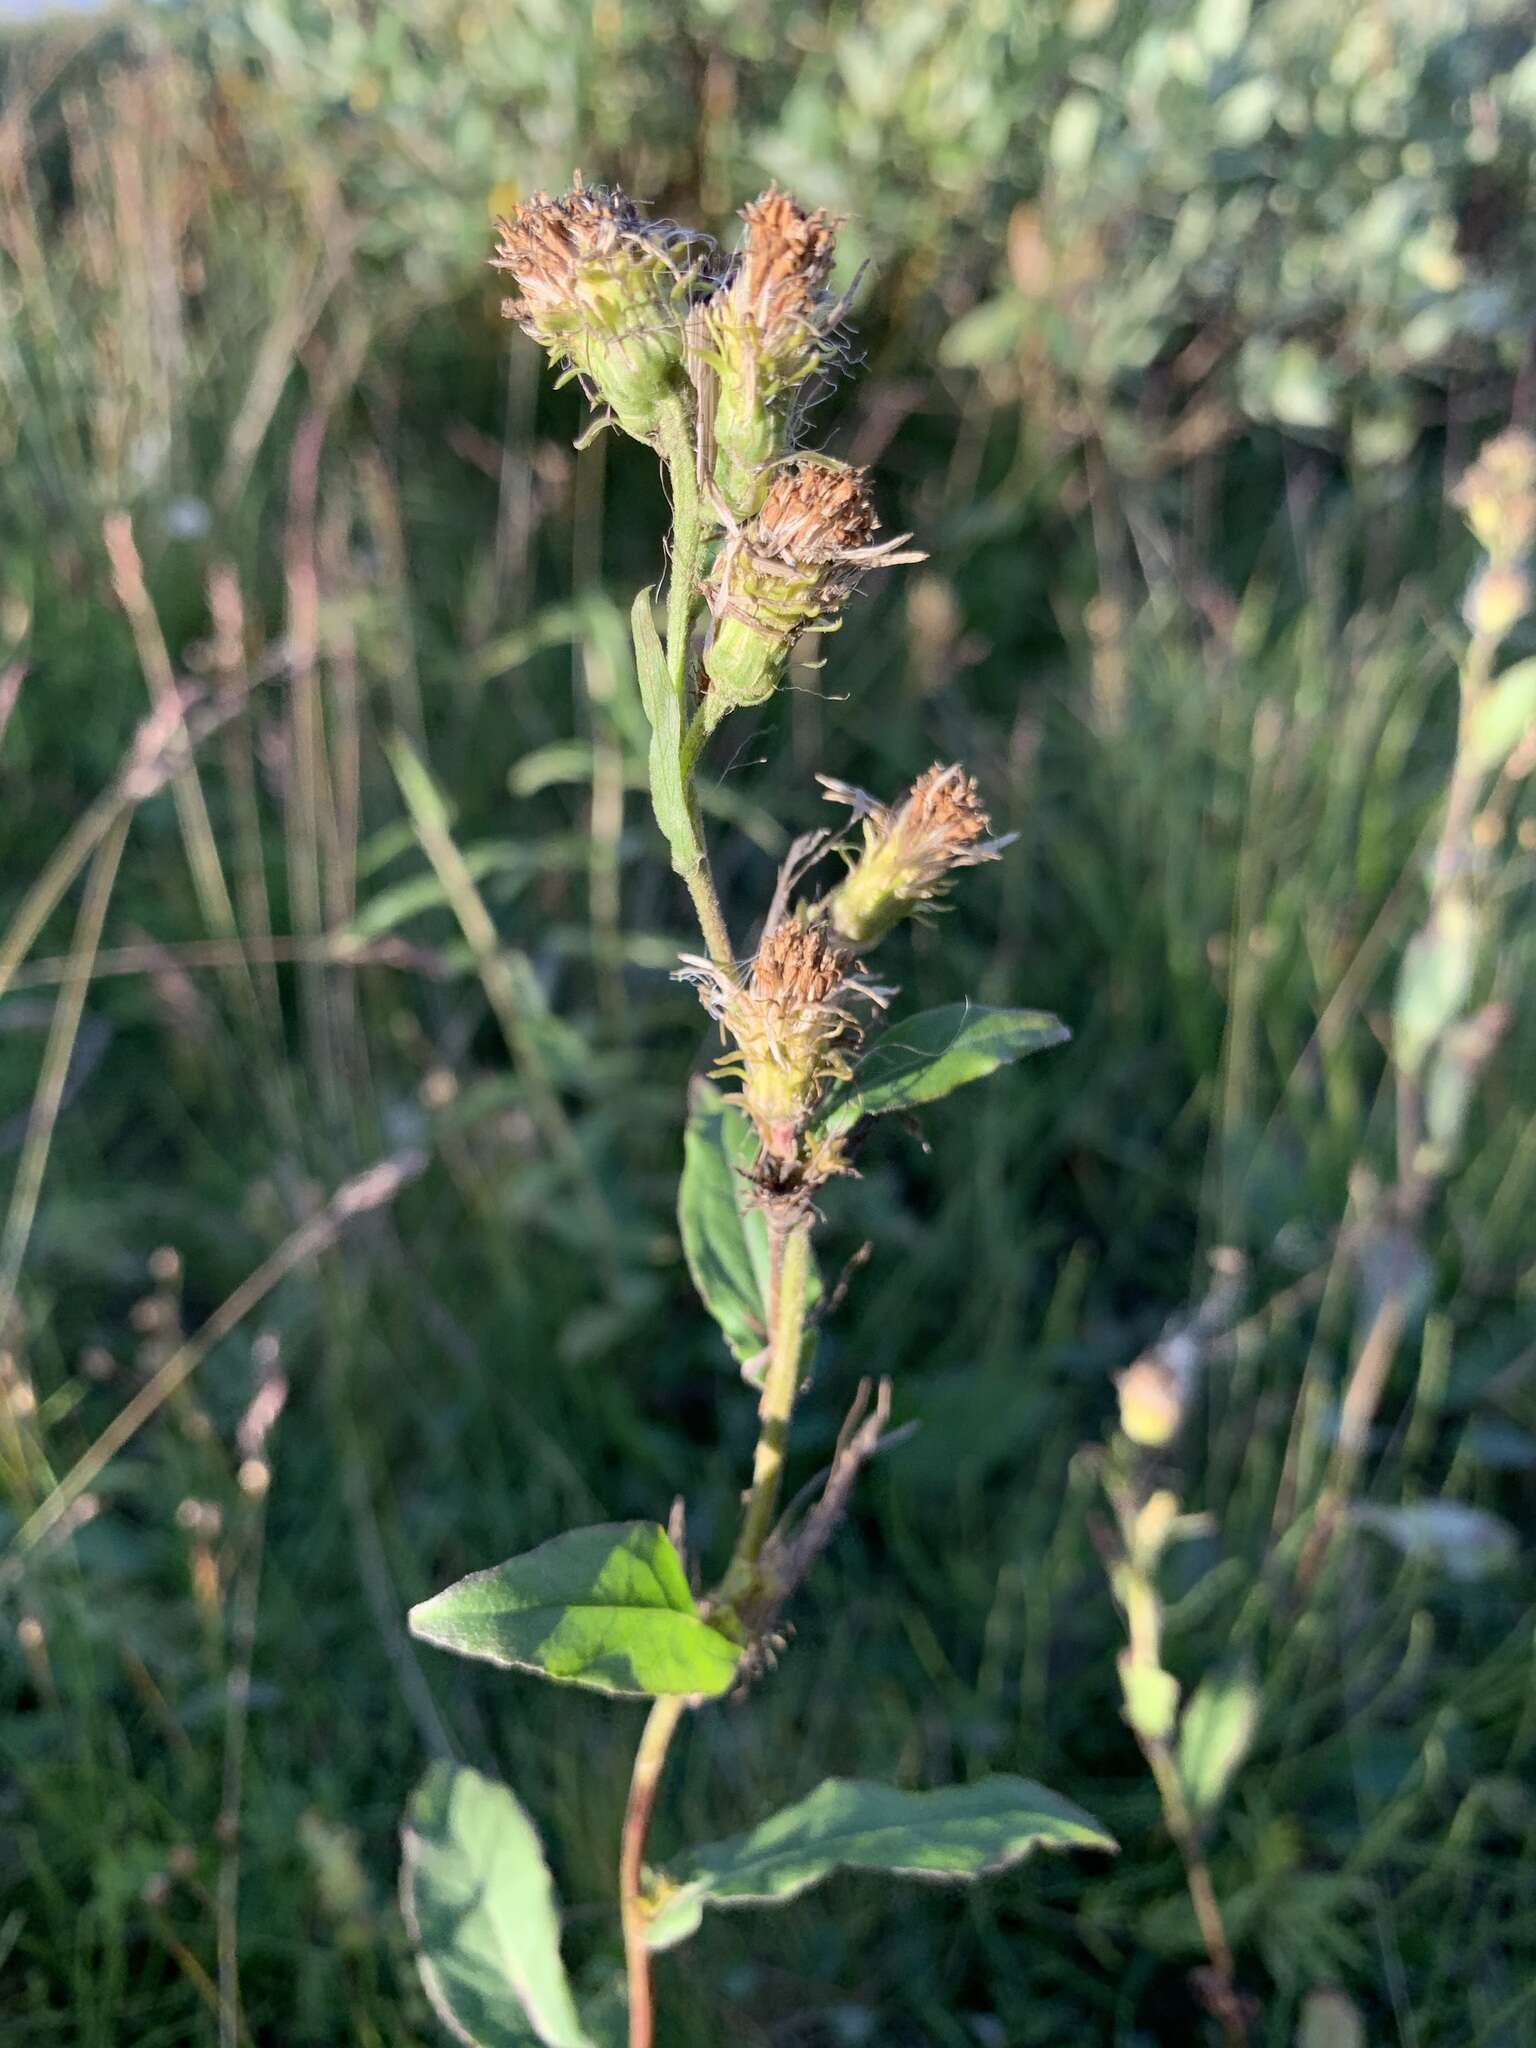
left=704, top=189, right=852, bottom=520
left=819, top=763, right=1014, bottom=950
left=702, top=459, right=922, bottom=724
left=678, top=918, right=890, bottom=1169
left=491, top=176, right=709, bottom=444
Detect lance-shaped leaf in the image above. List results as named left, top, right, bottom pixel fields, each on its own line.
left=641, top=1774, right=1115, bottom=1951
left=409, top=1523, right=742, bottom=1699
left=812, top=1005, right=1069, bottom=1141
left=630, top=590, right=699, bottom=875
left=401, top=1762, right=593, bottom=2048
left=678, top=1078, right=820, bottom=1379
left=1176, top=1665, right=1259, bottom=1822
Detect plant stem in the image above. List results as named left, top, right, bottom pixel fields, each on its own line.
left=616, top=1216, right=814, bottom=2045
left=654, top=395, right=735, bottom=972
left=619, top=1694, right=686, bottom=2048
left=726, top=1217, right=814, bottom=1585
left=1142, top=1739, right=1247, bottom=2048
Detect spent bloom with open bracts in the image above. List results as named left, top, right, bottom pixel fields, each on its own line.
left=819, top=763, right=1013, bottom=949
left=679, top=919, right=889, bottom=1169
left=702, top=189, right=850, bottom=520
left=703, top=459, right=921, bottom=722
left=491, top=177, right=708, bottom=444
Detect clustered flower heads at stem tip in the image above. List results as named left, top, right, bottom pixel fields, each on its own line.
left=491, top=176, right=1006, bottom=1189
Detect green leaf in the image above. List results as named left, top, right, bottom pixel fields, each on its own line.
left=1467, top=656, right=1536, bottom=772
left=630, top=589, right=699, bottom=875
left=1393, top=893, right=1479, bottom=1077
left=1176, top=1665, right=1259, bottom=1822
left=1118, top=1654, right=1181, bottom=1743
left=812, top=1005, right=1069, bottom=1141
left=678, top=1079, right=820, bottom=1378
left=642, top=1775, right=1115, bottom=1952
left=401, top=1762, right=593, bottom=2048
left=409, top=1523, right=742, bottom=1698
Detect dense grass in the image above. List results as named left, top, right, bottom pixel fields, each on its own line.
left=3, top=16, right=1535, bottom=2048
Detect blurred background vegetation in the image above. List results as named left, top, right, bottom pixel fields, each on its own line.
left=2, top=1, right=1534, bottom=2042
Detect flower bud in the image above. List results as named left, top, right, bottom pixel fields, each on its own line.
left=821, top=763, right=1011, bottom=949
left=491, top=178, right=707, bottom=444
left=1463, top=560, right=1531, bottom=642
left=703, top=460, right=918, bottom=720
left=703, top=190, right=848, bottom=519
left=1115, top=1356, right=1185, bottom=1448
left=1452, top=428, right=1536, bottom=566
left=678, top=919, right=889, bottom=1167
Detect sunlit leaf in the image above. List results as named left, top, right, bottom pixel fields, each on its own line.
left=409, top=1523, right=742, bottom=1698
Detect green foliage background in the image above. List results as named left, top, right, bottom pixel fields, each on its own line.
left=2, top=2, right=1534, bottom=2043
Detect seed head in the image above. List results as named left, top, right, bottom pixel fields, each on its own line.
left=704, top=189, right=851, bottom=519
left=678, top=919, right=889, bottom=1167
left=702, top=460, right=920, bottom=720
left=491, top=177, right=708, bottom=443
left=821, top=763, right=1012, bottom=949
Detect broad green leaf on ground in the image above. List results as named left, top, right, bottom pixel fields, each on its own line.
left=641, top=1775, right=1115, bottom=1951
left=401, top=1762, right=592, bottom=2048
left=409, top=1523, right=741, bottom=1698
left=1176, top=1665, right=1259, bottom=1821
left=678, top=1078, right=820, bottom=1377
left=811, top=1005, right=1069, bottom=1141
left=630, top=590, right=698, bottom=873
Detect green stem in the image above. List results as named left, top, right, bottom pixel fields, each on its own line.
left=654, top=396, right=735, bottom=972
left=614, top=1216, right=814, bottom=2044
left=724, top=1217, right=814, bottom=1591
left=620, top=1695, right=686, bottom=2048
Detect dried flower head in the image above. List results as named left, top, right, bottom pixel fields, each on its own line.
left=703, top=189, right=850, bottom=519
left=820, top=763, right=1013, bottom=949
left=702, top=460, right=920, bottom=721
left=679, top=919, right=889, bottom=1166
left=1452, top=427, right=1536, bottom=565
left=491, top=177, right=708, bottom=443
